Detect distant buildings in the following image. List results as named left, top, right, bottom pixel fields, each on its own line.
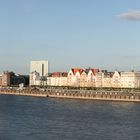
left=30, top=60, right=49, bottom=77
left=121, top=71, right=140, bottom=88
left=1, top=59, right=138, bottom=89
left=46, top=69, right=140, bottom=89
left=29, top=61, right=140, bottom=88
left=47, top=72, right=68, bottom=86
left=0, top=74, right=2, bottom=86
left=0, top=71, right=29, bottom=87
left=1, top=71, right=11, bottom=86
left=30, top=60, right=49, bottom=86
left=67, top=68, right=99, bottom=87
left=1, top=60, right=140, bottom=89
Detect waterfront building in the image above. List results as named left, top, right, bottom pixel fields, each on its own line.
left=30, top=60, right=49, bottom=76
left=80, top=71, right=88, bottom=87
left=101, top=70, right=140, bottom=88
left=30, top=60, right=49, bottom=86
left=112, top=71, right=121, bottom=88
left=102, top=71, right=113, bottom=88
left=0, top=74, right=2, bottom=86
left=1, top=71, right=11, bottom=86
left=29, top=62, right=140, bottom=88
left=95, top=72, right=104, bottom=87
left=67, top=68, right=84, bottom=87
left=134, top=72, right=140, bottom=88
left=120, top=71, right=140, bottom=88
left=0, top=71, right=29, bottom=87
left=47, top=72, right=68, bottom=86
left=67, top=68, right=99, bottom=87
left=87, top=69, right=99, bottom=87
left=30, top=71, right=41, bottom=86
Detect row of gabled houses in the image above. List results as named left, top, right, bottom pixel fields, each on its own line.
left=30, top=68, right=140, bottom=88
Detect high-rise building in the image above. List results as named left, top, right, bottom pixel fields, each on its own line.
left=30, top=60, right=49, bottom=86
left=30, top=60, right=49, bottom=76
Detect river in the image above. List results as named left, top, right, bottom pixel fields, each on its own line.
left=0, top=94, right=140, bottom=140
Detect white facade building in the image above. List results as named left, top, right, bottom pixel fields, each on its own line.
left=120, top=72, right=140, bottom=88
left=47, top=77, right=68, bottom=86
left=29, top=62, right=140, bottom=88
left=112, top=71, right=121, bottom=88
left=30, top=60, right=49, bottom=86
left=67, top=69, right=140, bottom=88
left=47, top=72, right=68, bottom=86
left=67, top=68, right=99, bottom=87
left=67, top=68, right=84, bottom=87
left=30, top=60, right=49, bottom=76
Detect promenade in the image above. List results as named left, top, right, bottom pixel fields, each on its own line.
left=1, top=87, right=140, bottom=102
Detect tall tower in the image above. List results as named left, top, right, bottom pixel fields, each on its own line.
left=30, top=60, right=49, bottom=76
left=30, top=60, right=49, bottom=86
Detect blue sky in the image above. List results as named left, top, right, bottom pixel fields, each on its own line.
left=0, top=0, right=140, bottom=74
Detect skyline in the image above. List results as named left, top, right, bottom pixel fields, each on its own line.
left=0, top=0, right=140, bottom=74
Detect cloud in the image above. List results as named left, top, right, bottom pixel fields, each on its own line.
left=118, top=10, right=140, bottom=21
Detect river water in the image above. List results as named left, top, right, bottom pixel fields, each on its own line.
left=0, top=94, right=140, bottom=140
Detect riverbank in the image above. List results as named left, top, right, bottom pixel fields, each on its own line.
left=0, top=92, right=46, bottom=97
left=1, top=88, right=140, bottom=102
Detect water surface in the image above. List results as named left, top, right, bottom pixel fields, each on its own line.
left=0, top=94, right=140, bottom=140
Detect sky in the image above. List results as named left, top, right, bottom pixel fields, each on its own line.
left=0, top=0, right=140, bottom=74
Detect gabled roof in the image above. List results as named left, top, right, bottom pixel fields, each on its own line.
left=71, top=68, right=85, bottom=75
left=85, top=68, right=99, bottom=75
left=85, top=69, right=90, bottom=74
left=114, top=71, right=121, bottom=76
left=90, top=69, right=99, bottom=75
left=71, top=68, right=99, bottom=75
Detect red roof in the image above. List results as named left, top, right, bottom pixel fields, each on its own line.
left=52, top=72, right=68, bottom=77
left=71, top=68, right=85, bottom=75
left=91, top=69, right=99, bottom=75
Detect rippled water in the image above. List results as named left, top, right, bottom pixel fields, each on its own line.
left=0, top=94, right=140, bottom=140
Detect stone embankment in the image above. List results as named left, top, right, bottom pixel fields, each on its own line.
left=1, top=88, right=140, bottom=102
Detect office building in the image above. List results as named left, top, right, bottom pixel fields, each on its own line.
left=30, top=60, right=49, bottom=86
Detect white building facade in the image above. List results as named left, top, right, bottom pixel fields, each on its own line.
left=47, top=72, right=68, bottom=86
left=29, top=63, right=140, bottom=88
left=120, top=72, right=140, bottom=88
left=30, top=60, right=49, bottom=86
left=67, top=69, right=140, bottom=88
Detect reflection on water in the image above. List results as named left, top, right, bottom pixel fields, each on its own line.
left=0, top=95, right=140, bottom=140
